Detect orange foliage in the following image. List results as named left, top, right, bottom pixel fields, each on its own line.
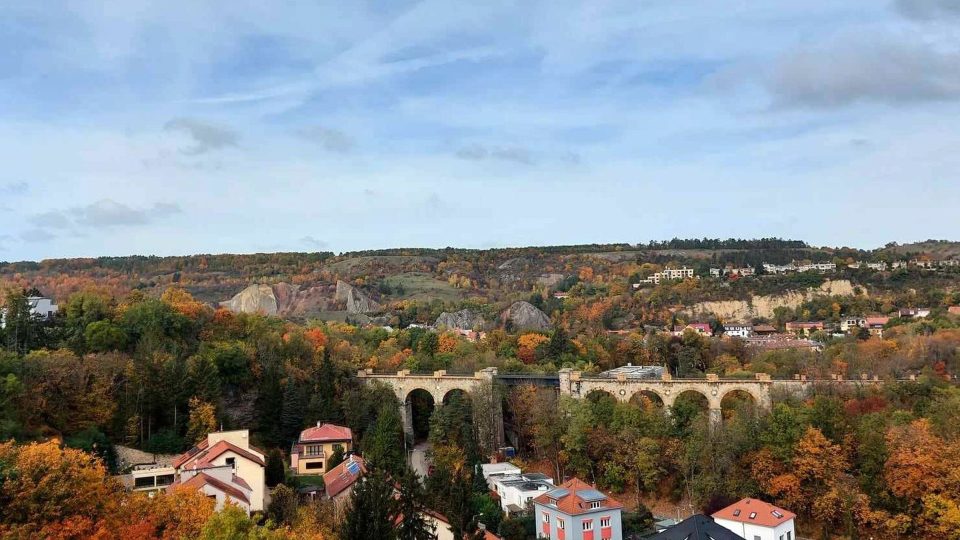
left=303, top=327, right=328, bottom=351
left=517, top=333, right=549, bottom=364
left=438, top=332, right=460, bottom=354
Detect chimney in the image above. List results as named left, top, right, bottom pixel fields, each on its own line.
left=317, top=421, right=323, bottom=427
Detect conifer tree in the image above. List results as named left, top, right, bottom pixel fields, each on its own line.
left=395, top=469, right=435, bottom=540
left=341, top=468, right=396, bottom=540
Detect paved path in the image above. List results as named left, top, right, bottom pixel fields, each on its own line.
left=410, top=441, right=430, bottom=478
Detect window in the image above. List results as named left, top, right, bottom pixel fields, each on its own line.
left=543, top=513, right=550, bottom=524
left=590, top=501, right=601, bottom=509
left=787, top=533, right=792, bottom=540
left=600, top=518, right=611, bottom=528
left=780, top=535, right=785, bottom=540
left=582, top=520, right=593, bottom=531
left=749, top=512, right=757, bottom=519
left=225, top=457, right=235, bottom=469
left=304, top=461, right=324, bottom=470
left=732, top=509, right=741, bottom=517
left=557, top=518, right=564, bottom=530
left=754, top=536, right=761, bottom=540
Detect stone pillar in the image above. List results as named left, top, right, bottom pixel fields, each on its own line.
left=477, top=367, right=505, bottom=447
left=558, top=368, right=573, bottom=397
left=401, top=396, right=414, bottom=445
left=709, top=408, right=723, bottom=429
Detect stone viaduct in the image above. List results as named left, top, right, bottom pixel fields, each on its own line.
left=357, top=367, right=882, bottom=440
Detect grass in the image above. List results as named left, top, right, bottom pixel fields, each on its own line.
left=382, top=272, right=464, bottom=302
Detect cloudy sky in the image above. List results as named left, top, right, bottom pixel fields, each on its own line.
left=2, top=0, right=959, bottom=260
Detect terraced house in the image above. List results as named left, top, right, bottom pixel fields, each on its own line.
left=290, top=423, right=353, bottom=474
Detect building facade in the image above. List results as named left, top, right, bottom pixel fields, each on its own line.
left=168, top=429, right=266, bottom=513
left=290, top=423, right=353, bottom=474
left=533, top=478, right=623, bottom=540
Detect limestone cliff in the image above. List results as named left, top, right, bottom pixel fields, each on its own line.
left=435, top=309, right=485, bottom=330
left=501, top=301, right=552, bottom=331
left=220, top=284, right=278, bottom=315
left=688, top=279, right=859, bottom=320
left=334, top=280, right=382, bottom=314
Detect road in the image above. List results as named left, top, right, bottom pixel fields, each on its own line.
left=410, top=441, right=430, bottom=478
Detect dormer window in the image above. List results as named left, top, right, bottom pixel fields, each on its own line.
left=590, top=501, right=601, bottom=509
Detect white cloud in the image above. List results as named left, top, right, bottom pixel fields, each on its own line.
left=164, top=118, right=239, bottom=155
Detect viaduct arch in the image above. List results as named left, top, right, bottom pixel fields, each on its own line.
left=357, top=367, right=885, bottom=434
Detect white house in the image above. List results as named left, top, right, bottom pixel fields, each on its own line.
left=0, top=296, right=58, bottom=328
left=492, top=473, right=554, bottom=515
left=533, top=478, right=624, bottom=540
left=723, top=325, right=753, bottom=338
left=168, top=429, right=267, bottom=513
left=481, top=462, right=522, bottom=490
left=712, top=498, right=796, bottom=540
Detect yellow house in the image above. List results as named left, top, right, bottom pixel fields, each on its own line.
left=290, top=423, right=353, bottom=474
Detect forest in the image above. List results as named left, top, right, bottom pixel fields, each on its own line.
left=2, top=240, right=960, bottom=538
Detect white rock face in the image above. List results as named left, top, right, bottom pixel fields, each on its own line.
left=501, top=301, right=551, bottom=331
left=220, top=284, right=278, bottom=315
left=435, top=309, right=485, bottom=330
left=335, top=280, right=382, bottom=313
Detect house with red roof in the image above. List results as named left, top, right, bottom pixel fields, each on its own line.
left=322, top=454, right=366, bottom=507
left=532, top=478, right=623, bottom=540
left=673, top=323, right=713, bottom=337
left=291, top=422, right=353, bottom=474
left=712, top=498, right=796, bottom=540
left=167, top=429, right=266, bottom=513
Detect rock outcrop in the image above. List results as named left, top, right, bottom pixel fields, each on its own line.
left=335, top=280, right=382, bottom=314
left=220, top=284, right=278, bottom=315
left=501, top=301, right=551, bottom=331
left=435, top=309, right=485, bottom=330
left=688, top=279, right=860, bottom=320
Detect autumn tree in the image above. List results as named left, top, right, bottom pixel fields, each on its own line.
left=186, top=397, right=217, bottom=444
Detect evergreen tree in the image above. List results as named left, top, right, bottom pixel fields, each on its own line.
left=308, top=347, right=340, bottom=424
left=394, top=470, right=436, bottom=540
left=265, top=448, right=286, bottom=487
left=187, top=355, right=221, bottom=403
left=326, top=444, right=345, bottom=472
left=363, top=404, right=406, bottom=476
left=255, top=357, right=285, bottom=446
left=342, top=469, right=397, bottom=540
left=280, top=380, right=306, bottom=444
left=547, top=327, right=570, bottom=359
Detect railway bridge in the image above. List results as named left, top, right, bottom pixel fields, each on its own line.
left=356, top=367, right=881, bottom=441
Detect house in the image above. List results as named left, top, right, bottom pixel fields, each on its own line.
left=533, top=477, right=623, bottom=540
left=0, top=296, right=58, bottom=328
left=128, top=463, right=176, bottom=494
left=712, top=498, right=796, bottom=540
left=950, top=306, right=960, bottom=316
left=840, top=317, right=866, bottom=333
left=639, top=267, right=695, bottom=285
left=168, top=429, right=266, bottom=513
left=710, top=267, right=755, bottom=278
left=290, top=422, right=353, bottom=474
left=795, top=262, right=835, bottom=273
left=784, top=321, right=824, bottom=336
left=480, top=462, right=522, bottom=490
left=751, top=324, right=777, bottom=336
left=493, top=473, right=555, bottom=515
left=865, top=316, right=890, bottom=337
left=322, top=454, right=366, bottom=504
left=898, top=307, right=931, bottom=319
left=656, top=514, right=744, bottom=540
left=553, top=292, right=571, bottom=299
left=723, top=325, right=753, bottom=338
left=674, top=323, right=713, bottom=337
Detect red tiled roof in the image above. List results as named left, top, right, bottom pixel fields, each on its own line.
left=785, top=321, right=824, bottom=329
left=532, top=477, right=623, bottom=517
left=322, top=455, right=366, bottom=498
left=865, top=316, right=890, bottom=327
left=173, top=472, right=250, bottom=505
left=179, top=440, right=265, bottom=470
left=172, top=438, right=209, bottom=468
left=299, top=423, right=353, bottom=443
left=712, top=498, right=795, bottom=528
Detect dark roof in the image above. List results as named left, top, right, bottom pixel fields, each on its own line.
left=656, top=514, right=745, bottom=540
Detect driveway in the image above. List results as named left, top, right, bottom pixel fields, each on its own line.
left=409, top=441, right=430, bottom=478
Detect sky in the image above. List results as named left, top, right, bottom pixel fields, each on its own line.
left=1, top=0, right=959, bottom=261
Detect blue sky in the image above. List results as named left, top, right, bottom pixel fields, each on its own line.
left=1, top=0, right=959, bottom=260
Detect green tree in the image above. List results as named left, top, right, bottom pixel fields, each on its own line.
left=267, top=484, right=298, bottom=526
left=265, top=448, right=286, bottom=487
left=342, top=468, right=397, bottom=540
left=363, top=404, right=406, bottom=476
left=327, top=444, right=345, bottom=472
left=395, top=470, right=436, bottom=540
left=280, top=380, right=306, bottom=445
